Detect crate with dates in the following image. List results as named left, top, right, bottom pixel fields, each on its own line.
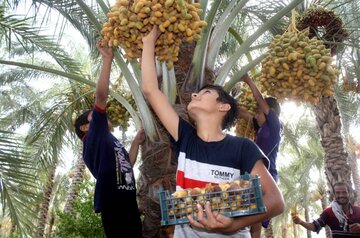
left=159, top=173, right=266, bottom=226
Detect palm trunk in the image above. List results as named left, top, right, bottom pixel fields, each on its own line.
left=293, top=220, right=298, bottom=238
left=304, top=206, right=311, bottom=238
left=137, top=121, right=177, bottom=238
left=282, top=223, right=288, bottom=238
left=138, top=105, right=189, bottom=238
left=281, top=216, right=288, bottom=238
left=44, top=211, right=55, bottom=238
left=313, top=96, right=351, bottom=194
left=37, top=164, right=56, bottom=238
left=64, top=149, right=86, bottom=214
left=348, top=151, right=360, bottom=205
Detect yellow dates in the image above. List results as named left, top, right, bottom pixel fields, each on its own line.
left=99, top=0, right=207, bottom=69
left=258, top=27, right=339, bottom=105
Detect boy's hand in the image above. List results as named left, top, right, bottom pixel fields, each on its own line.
left=142, top=26, right=161, bottom=45
left=188, top=202, right=233, bottom=233
left=96, top=41, right=114, bottom=60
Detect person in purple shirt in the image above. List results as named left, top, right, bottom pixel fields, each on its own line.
left=239, top=73, right=282, bottom=238
left=292, top=182, right=360, bottom=237
left=74, top=42, right=144, bottom=237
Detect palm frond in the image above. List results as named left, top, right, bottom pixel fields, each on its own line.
left=0, top=8, right=85, bottom=75
left=0, top=130, right=40, bottom=237
left=217, top=0, right=304, bottom=89
left=30, top=0, right=104, bottom=53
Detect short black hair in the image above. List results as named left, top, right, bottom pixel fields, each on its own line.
left=74, top=110, right=92, bottom=139
left=333, top=181, right=351, bottom=193
left=199, top=84, right=239, bottom=130
left=265, top=97, right=280, bottom=116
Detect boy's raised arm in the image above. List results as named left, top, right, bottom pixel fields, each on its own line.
left=141, top=27, right=180, bottom=141
left=95, top=42, right=114, bottom=110
left=239, top=107, right=253, bottom=122
left=241, top=73, right=270, bottom=115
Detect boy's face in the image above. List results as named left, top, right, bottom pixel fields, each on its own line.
left=187, top=88, right=221, bottom=115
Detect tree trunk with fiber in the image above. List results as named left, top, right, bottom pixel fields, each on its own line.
left=64, top=149, right=86, bottom=214
left=313, top=96, right=351, bottom=193
left=304, top=206, right=311, bottom=238
left=37, top=164, right=56, bottom=238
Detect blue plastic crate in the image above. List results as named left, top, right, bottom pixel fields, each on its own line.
left=159, top=173, right=266, bottom=226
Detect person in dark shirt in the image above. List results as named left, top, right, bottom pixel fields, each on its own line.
left=239, top=73, right=282, bottom=238
left=74, top=42, right=144, bottom=238
left=239, top=73, right=282, bottom=183
left=292, top=182, right=360, bottom=237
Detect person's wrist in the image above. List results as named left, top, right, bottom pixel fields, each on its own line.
left=103, top=57, right=113, bottom=63
left=142, top=39, right=156, bottom=47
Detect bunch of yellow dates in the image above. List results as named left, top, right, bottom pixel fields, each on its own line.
left=259, top=28, right=339, bottom=105
left=100, top=0, right=207, bottom=68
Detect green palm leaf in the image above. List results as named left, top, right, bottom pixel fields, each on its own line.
left=0, top=130, right=39, bottom=237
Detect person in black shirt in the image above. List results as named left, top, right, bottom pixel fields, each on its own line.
left=74, top=42, right=144, bottom=238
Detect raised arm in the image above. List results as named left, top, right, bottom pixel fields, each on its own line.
left=239, top=107, right=254, bottom=122
left=128, top=129, right=145, bottom=167
left=95, top=42, right=114, bottom=110
left=241, top=73, right=270, bottom=115
left=141, top=27, right=180, bottom=140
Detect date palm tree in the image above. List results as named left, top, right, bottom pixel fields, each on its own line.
left=1, top=0, right=360, bottom=237
left=63, top=148, right=86, bottom=214
left=310, top=0, right=360, bottom=196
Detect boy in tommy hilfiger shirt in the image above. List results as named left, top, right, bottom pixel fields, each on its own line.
left=141, top=26, right=285, bottom=238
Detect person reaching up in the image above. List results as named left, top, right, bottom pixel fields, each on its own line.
left=141, top=26, right=284, bottom=238
left=74, top=42, right=144, bottom=238
left=239, top=73, right=282, bottom=238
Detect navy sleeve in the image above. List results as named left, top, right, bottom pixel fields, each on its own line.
left=240, top=138, right=270, bottom=174
left=88, top=105, right=109, bottom=134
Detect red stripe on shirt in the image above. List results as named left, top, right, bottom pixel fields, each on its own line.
left=176, top=170, right=218, bottom=189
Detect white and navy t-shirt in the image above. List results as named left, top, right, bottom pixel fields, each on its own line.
left=173, top=117, right=269, bottom=190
